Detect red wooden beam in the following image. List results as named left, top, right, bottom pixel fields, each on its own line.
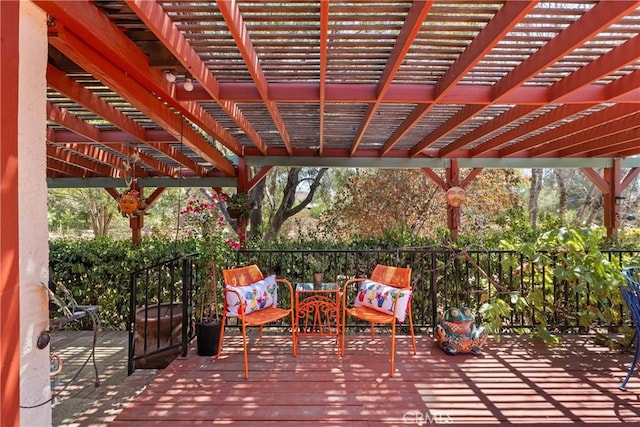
left=380, top=104, right=433, bottom=156
left=0, top=2, right=21, bottom=423
left=409, top=105, right=485, bottom=157
left=118, top=144, right=177, bottom=178
left=145, top=142, right=209, bottom=177
left=35, top=0, right=243, bottom=156
left=47, top=145, right=120, bottom=177
left=449, top=19, right=640, bottom=158
left=478, top=104, right=595, bottom=157
left=217, top=0, right=293, bottom=155
left=439, top=105, right=539, bottom=157
left=382, top=1, right=535, bottom=156
left=47, top=65, right=147, bottom=142
left=434, top=0, right=538, bottom=98
left=581, top=167, right=609, bottom=193
left=412, top=0, right=636, bottom=158
left=587, top=136, right=640, bottom=158
left=48, top=25, right=235, bottom=176
left=500, top=104, right=638, bottom=157
left=47, top=102, right=101, bottom=142
left=194, top=81, right=640, bottom=105
left=604, top=160, right=622, bottom=237
left=64, top=143, right=126, bottom=172
left=144, top=187, right=166, bottom=208
left=247, top=167, right=273, bottom=193
left=350, top=0, right=433, bottom=155
left=491, top=1, right=638, bottom=101
left=621, top=168, right=640, bottom=192
left=607, top=139, right=640, bottom=158
left=47, top=157, right=92, bottom=178
left=607, top=68, right=640, bottom=101
left=550, top=33, right=640, bottom=102
left=421, top=168, right=446, bottom=190
left=52, top=129, right=177, bottom=144
left=126, top=0, right=267, bottom=155
left=47, top=103, right=177, bottom=177
left=461, top=168, right=483, bottom=188
left=48, top=65, right=210, bottom=176
left=560, top=127, right=640, bottom=157
left=318, top=1, right=329, bottom=155
left=536, top=112, right=640, bottom=157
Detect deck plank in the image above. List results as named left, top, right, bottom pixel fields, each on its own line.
left=113, top=334, right=640, bottom=425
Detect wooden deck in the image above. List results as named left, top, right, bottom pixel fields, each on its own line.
left=112, top=333, right=640, bottom=426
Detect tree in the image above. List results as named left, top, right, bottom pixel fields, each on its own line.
left=319, top=168, right=524, bottom=242
left=529, top=168, right=543, bottom=231
left=48, top=188, right=117, bottom=238
left=555, top=169, right=567, bottom=223
left=262, top=167, right=328, bottom=241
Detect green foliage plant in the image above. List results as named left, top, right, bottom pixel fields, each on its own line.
left=224, top=192, right=255, bottom=219
left=484, top=226, right=626, bottom=345
left=49, top=237, right=193, bottom=329
left=180, top=197, right=239, bottom=323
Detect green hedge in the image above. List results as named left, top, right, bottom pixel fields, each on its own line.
left=49, top=237, right=197, bottom=330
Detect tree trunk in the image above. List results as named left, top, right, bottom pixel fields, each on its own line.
left=247, top=181, right=266, bottom=241
left=529, top=168, right=543, bottom=231
left=264, top=167, right=327, bottom=241
left=576, top=184, right=599, bottom=225
left=555, top=169, right=567, bottom=223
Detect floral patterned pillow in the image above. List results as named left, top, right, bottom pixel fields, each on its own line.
left=354, top=279, right=412, bottom=322
left=225, top=274, right=277, bottom=317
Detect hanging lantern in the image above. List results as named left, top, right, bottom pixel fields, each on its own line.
left=118, top=193, right=139, bottom=215
left=446, top=186, right=467, bottom=207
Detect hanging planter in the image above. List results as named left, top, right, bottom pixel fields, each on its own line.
left=225, top=193, right=254, bottom=219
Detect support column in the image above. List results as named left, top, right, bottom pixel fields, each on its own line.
left=446, top=162, right=461, bottom=243
left=582, top=159, right=628, bottom=238
left=604, top=160, right=622, bottom=238
left=0, top=2, right=22, bottom=425
left=236, top=158, right=249, bottom=249
left=10, top=2, right=50, bottom=425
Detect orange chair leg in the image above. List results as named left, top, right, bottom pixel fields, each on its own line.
left=390, top=321, right=396, bottom=377
left=216, top=315, right=227, bottom=358
left=242, top=323, right=249, bottom=379
left=408, top=307, right=417, bottom=355
left=290, top=311, right=297, bottom=357
left=340, top=310, right=347, bottom=356
left=370, top=322, right=375, bottom=340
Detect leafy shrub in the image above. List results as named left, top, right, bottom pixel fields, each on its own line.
left=49, top=237, right=194, bottom=329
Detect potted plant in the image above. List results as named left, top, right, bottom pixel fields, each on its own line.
left=195, top=265, right=223, bottom=356
left=309, top=256, right=327, bottom=290
left=225, top=192, right=255, bottom=219
left=180, top=196, right=239, bottom=356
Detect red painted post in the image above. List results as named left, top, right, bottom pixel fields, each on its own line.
left=0, top=2, right=22, bottom=425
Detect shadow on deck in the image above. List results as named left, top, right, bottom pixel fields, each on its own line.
left=99, top=332, right=640, bottom=426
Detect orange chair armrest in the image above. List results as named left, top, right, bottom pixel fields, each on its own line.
left=275, top=278, right=294, bottom=311
left=341, top=277, right=368, bottom=308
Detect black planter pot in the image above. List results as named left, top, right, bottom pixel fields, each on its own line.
left=196, top=321, right=222, bottom=356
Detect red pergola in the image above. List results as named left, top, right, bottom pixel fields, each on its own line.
left=34, top=0, right=640, bottom=239
left=2, top=1, right=640, bottom=423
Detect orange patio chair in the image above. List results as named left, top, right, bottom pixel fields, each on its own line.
left=340, top=264, right=417, bottom=377
left=218, top=264, right=295, bottom=379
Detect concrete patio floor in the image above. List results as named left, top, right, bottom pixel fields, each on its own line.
left=50, top=331, right=157, bottom=427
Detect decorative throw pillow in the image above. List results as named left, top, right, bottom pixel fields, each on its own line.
left=225, top=274, right=277, bottom=317
left=354, top=279, right=412, bottom=322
